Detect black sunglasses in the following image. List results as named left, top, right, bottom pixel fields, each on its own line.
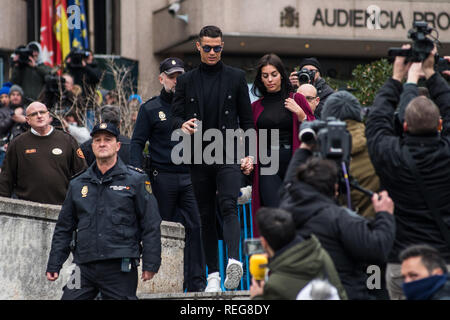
left=201, top=45, right=223, bottom=53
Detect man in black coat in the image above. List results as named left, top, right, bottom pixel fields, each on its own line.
left=46, top=122, right=161, bottom=300
left=365, top=46, right=450, bottom=300
left=171, top=25, right=254, bottom=291
left=280, top=149, right=396, bottom=300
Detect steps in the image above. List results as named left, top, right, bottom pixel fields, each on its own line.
left=139, top=291, right=250, bottom=300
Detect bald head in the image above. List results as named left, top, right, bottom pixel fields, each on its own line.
left=26, top=102, right=48, bottom=115
left=298, top=84, right=320, bottom=113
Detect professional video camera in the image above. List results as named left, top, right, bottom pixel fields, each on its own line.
left=297, top=68, right=317, bottom=85
left=388, top=21, right=450, bottom=72
left=299, top=118, right=375, bottom=201
left=67, top=48, right=90, bottom=68
left=299, top=117, right=352, bottom=167
left=14, top=46, right=34, bottom=66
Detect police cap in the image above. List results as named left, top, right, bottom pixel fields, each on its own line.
left=159, top=57, right=185, bottom=75
left=90, top=122, right=120, bottom=138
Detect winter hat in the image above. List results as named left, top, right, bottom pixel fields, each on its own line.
left=299, top=57, right=323, bottom=76
left=0, top=86, right=10, bottom=96
left=128, top=94, right=142, bottom=104
left=321, top=90, right=362, bottom=122
left=9, top=85, right=24, bottom=97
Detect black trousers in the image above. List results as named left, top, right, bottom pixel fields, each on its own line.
left=61, top=259, right=138, bottom=300
left=259, top=147, right=292, bottom=207
left=190, top=164, right=242, bottom=274
left=150, top=169, right=206, bottom=292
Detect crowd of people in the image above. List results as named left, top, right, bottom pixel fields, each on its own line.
left=1, top=25, right=450, bottom=301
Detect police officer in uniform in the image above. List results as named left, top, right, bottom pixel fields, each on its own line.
left=130, top=57, right=206, bottom=292
left=46, top=122, right=162, bottom=300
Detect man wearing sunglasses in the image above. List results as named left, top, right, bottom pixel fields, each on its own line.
left=0, top=101, right=87, bottom=205
left=172, top=25, right=254, bottom=292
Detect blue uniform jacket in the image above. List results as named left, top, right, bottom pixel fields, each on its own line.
left=46, top=158, right=162, bottom=273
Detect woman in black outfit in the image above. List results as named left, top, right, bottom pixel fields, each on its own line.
left=250, top=53, right=315, bottom=235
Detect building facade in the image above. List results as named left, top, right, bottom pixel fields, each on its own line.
left=1, top=0, right=449, bottom=99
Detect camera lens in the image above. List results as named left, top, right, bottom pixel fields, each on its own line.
left=298, top=71, right=311, bottom=85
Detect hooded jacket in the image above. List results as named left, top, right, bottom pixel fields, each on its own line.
left=253, top=235, right=347, bottom=300
left=280, top=180, right=395, bottom=300
left=11, top=42, right=52, bottom=101
left=344, top=120, right=380, bottom=218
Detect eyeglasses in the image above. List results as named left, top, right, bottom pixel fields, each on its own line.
left=201, top=45, right=223, bottom=53
left=305, top=96, right=317, bottom=101
left=27, top=110, right=48, bottom=117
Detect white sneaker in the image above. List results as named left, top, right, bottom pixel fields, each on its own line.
left=205, top=272, right=222, bottom=293
left=224, top=258, right=243, bottom=290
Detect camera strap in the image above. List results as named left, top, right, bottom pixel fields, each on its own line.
left=403, top=146, right=450, bottom=250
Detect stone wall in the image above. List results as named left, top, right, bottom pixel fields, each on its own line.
left=0, top=197, right=185, bottom=300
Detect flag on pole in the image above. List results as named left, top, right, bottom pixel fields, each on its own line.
left=54, top=0, right=71, bottom=68
left=68, top=0, right=89, bottom=49
left=39, top=0, right=55, bottom=67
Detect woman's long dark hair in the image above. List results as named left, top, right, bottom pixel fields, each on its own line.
left=251, top=53, right=293, bottom=99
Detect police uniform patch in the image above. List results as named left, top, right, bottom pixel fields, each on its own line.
left=100, top=123, right=108, bottom=129
left=25, top=149, right=37, bottom=154
left=159, top=111, right=167, bottom=121
left=81, top=186, right=88, bottom=198
left=77, top=148, right=85, bottom=159
left=145, top=181, right=152, bottom=194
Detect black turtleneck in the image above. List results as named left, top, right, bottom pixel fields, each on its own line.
left=160, top=88, right=174, bottom=105
left=257, top=91, right=293, bottom=147
left=199, top=61, right=223, bottom=131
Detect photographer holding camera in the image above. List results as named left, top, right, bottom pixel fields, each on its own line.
left=249, top=207, right=347, bottom=300
left=10, top=42, right=52, bottom=101
left=366, top=43, right=450, bottom=300
left=65, top=48, right=101, bottom=97
left=280, top=143, right=396, bottom=299
left=289, top=57, right=334, bottom=119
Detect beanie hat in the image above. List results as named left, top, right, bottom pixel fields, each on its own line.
left=0, top=86, right=10, bottom=96
left=299, top=57, right=322, bottom=76
left=128, top=94, right=142, bottom=104
left=321, top=90, right=362, bottom=122
left=9, top=85, right=24, bottom=97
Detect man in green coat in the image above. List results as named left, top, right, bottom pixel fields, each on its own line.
left=250, top=207, right=347, bottom=300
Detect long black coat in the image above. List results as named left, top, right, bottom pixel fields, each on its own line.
left=365, top=73, right=450, bottom=263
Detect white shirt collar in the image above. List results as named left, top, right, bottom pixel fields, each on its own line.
left=31, top=126, right=54, bottom=136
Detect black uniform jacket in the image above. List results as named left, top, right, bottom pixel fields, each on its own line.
left=46, top=158, right=162, bottom=274
left=365, top=73, right=450, bottom=263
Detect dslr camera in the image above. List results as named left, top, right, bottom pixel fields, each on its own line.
left=297, top=68, right=317, bottom=85
left=14, top=46, right=34, bottom=66
left=388, top=21, right=450, bottom=72
left=67, top=48, right=90, bottom=68
left=299, top=117, right=352, bottom=168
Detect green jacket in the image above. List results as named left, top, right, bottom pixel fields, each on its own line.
left=253, top=235, right=348, bottom=300
left=11, top=64, right=52, bottom=101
